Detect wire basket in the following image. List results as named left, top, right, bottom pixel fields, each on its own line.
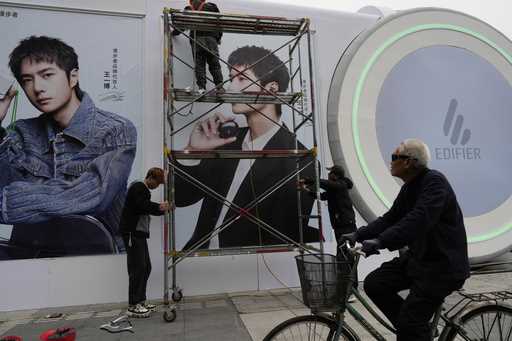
left=295, top=253, right=354, bottom=312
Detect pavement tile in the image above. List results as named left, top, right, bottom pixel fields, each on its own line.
left=64, top=312, right=95, bottom=320
left=0, top=263, right=511, bottom=340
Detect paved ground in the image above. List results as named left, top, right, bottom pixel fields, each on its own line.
left=1, top=261, right=511, bottom=340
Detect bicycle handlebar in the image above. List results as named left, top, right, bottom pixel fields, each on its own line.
left=339, top=240, right=367, bottom=257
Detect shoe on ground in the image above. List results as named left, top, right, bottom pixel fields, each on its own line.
left=142, top=301, right=157, bottom=312
left=127, top=304, right=150, bottom=318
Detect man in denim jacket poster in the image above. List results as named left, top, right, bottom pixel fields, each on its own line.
left=0, top=36, right=137, bottom=260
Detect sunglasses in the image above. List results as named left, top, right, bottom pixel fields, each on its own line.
left=391, top=154, right=411, bottom=162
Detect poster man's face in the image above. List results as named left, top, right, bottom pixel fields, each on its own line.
left=229, top=65, right=268, bottom=115
left=19, top=59, right=78, bottom=114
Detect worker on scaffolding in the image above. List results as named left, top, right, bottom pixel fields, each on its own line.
left=172, top=0, right=225, bottom=95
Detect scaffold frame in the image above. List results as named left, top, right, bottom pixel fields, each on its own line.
left=162, top=7, right=325, bottom=315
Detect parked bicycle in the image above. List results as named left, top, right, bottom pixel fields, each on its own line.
left=263, top=247, right=512, bottom=341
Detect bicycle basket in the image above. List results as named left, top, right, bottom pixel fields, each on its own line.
left=295, top=253, right=354, bottom=312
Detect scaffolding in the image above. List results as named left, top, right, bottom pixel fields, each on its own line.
left=162, top=7, right=324, bottom=320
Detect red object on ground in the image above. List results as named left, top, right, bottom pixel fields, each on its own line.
left=39, top=327, right=76, bottom=341
left=0, top=336, right=23, bottom=341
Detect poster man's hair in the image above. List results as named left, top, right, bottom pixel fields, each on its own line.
left=228, top=46, right=290, bottom=117
left=228, top=45, right=290, bottom=92
left=9, top=35, right=81, bottom=94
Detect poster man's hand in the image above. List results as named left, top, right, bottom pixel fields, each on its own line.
left=187, top=112, right=237, bottom=150
left=0, top=85, right=17, bottom=123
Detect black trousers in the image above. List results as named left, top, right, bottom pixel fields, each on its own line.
left=190, top=36, right=223, bottom=89
left=334, top=224, right=358, bottom=288
left=123, top=234, right=151, bottom=306
left=364, top=257, right=464, bottom=341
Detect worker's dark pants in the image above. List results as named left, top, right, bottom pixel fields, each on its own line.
left=364, top=257, right=465, bottom=341
left=190, top=36, right=223, bottom=89
left=123, top=235, right=152, bottom=306
left=334, top=223, right=358, bottom=289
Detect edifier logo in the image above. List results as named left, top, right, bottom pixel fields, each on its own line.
left=434, top=99, right=481, bottom=160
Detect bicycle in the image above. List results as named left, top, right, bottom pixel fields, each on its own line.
left=263, top=248, right=512, bottom=341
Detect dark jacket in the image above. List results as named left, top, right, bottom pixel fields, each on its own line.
left=307, top=177, right=356, bottom=232
left=173, top=2, right=222, bottom=42
left=119, top=181, right=163, bottom=238
left=356, top=168, right=470, bottom=280
left=176, top=126, right=318, bottom=249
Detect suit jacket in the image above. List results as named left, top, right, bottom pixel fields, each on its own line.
left=176, top=126, right=318, bottom=249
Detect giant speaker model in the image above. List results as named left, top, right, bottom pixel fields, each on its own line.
left=327, top=8, right=512, bottom=263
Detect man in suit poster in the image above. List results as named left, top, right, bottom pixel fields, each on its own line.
left=176, top=45, right=318, bottom=250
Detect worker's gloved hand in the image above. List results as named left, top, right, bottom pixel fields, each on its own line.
left=339, top=232, right=358, bottom=247
left=361, top=238, right=381, bottom=257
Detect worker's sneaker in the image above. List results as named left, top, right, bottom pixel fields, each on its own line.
left=197, top=88, right=206, bottom=95
left=142, top=301, right=157, bottom=312
left=127, top=304, right=150, bottom=318
left=215, top=86, right=226, bottom=95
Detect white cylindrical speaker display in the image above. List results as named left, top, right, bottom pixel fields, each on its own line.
left=327, top=8, right=512, bottom=263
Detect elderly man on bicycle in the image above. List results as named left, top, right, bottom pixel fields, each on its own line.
left=343, top=138, right=470, bottom=341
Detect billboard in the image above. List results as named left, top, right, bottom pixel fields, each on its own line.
left=168, top=13, right=323, bottom=250
left=0, top=4, right=143, bottom=260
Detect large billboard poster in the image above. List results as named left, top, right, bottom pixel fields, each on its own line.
left=169, top=15, right=322, bottom=251
left=0, top=4, right=143, bottom=260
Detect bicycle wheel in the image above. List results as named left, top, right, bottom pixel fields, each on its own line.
left=263, top=314, right=358, bottom=341
left=444, top=303, right=512, bottom=340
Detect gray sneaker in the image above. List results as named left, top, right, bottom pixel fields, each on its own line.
left=142, top=301, right=157, bottom=312
left=127, top=304, right=150, bottom=318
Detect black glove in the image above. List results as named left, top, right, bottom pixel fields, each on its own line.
left=171, top=29, right=181, bottom=36
left=339, top=232, right=358, bottom=247
left=361, top=238, right=381, bottom=257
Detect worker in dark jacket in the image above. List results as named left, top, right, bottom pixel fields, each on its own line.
left=299, top=165, right=358, bottom=294
left=120, top=167, right=170, bottom=317
left=172, top=0, right=224, bottom=94
left=342, top=138, right=470, bottom=341
left=301, top=165, right=356, bottom=242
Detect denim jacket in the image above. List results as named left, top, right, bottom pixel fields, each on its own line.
left=0, top=93, right=137, bottom=244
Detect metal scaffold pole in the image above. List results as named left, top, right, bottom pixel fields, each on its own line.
left=306, top=20, right=324, bottom=255
left=162, top=7, right=170, bottom=306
